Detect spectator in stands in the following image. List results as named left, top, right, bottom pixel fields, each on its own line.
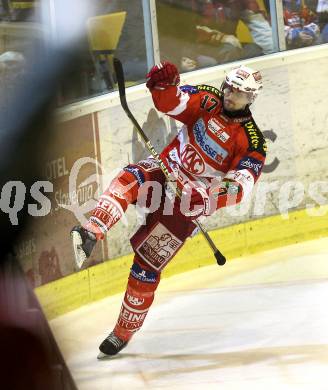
left=157, top=0, right=273, bottom=72
left=316, top=0, right=328, bottom=42
left=283, top=0, right=320, bottom=48
left=88, top=0, right=148, bottom=94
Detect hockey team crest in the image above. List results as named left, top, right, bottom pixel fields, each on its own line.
left=136, top=223, right=183, bottom=270
left=181, top=144, right=205, bottom=175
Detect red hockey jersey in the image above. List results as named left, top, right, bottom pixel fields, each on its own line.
left=151, top=83, right=267, bottom=211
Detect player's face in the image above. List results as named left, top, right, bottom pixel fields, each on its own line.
left=223, top=85, right=252, bottom=111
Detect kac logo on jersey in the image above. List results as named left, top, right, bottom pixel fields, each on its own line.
left=180, top=144, right=205, bottom=175
left=193, top=119, right=228, bottom=164
left=237, top=157, right=263, bottom=176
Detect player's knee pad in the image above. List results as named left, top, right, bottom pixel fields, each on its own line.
left=128, top=260, right=161, bottom=293
left=107, top=158, right=163, bottom=208
left=107, top=169, right=141, bottom=204
left=124, top=159, right=163, bottom=185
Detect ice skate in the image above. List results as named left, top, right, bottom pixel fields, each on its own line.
left=70, top=226, right=97, bottom=269
left=97, top=332, right=129, bottom=359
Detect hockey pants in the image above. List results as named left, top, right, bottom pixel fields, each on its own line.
left=87, top=158, right=198, bottom=341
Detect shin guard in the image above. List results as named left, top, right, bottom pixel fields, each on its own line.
left=113, top=256, right=160, bottom=341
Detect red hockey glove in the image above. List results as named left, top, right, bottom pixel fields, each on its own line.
left=146, top=61, right=180, bottom=89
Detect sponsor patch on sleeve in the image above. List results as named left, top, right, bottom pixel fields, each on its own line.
left=180, top=85, right=199, bottom=95
left=243, top=120, right=267, bottom=157
left=196, top=84, right=222, bottom=99
left=237, top=156, right=263, bottom=177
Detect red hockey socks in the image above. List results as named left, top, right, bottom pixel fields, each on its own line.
left=113, top=257, right=160, bottom=341
left=85, top=170, right=139, bottom=240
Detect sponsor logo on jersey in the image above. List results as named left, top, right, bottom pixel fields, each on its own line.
left=237, top=157, right=263, bottom=177
left=123, top=166, right=145, bottom=186
left=207, top=118, right=230, bottom=143
left=136, top=223, right=183, bottom=271
left=138, top=159, right=159, bottom=172
left=244, top=121, right=267, bottom=157
left=130, top=263, right=158, bottom=284
left=218, top=131, right=230, bottom=143
left=180, top=144, right=205, bottom=175
left=208, top=118, right=224, bottom=133
left=193, top=119, right=228, bottom=164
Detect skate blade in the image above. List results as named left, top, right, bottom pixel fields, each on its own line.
left=97, top=351, right=118, bottom=360
left=71, top=231, right=87, bottom=269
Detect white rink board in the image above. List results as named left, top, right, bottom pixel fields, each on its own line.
left=57, top=45, right=328, bottom=259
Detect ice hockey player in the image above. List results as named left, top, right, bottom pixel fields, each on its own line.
left=71, top=61, right=267, bottom=358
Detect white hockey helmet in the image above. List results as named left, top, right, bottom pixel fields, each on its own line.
left=223, top=65, right=263, bottom=102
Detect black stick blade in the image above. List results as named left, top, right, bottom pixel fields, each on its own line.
left=113, top=57, right=126, bottom=101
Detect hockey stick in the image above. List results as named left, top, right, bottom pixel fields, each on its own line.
left=113, top=58, right=226, bottom=266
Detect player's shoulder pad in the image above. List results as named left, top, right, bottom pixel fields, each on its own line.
left=196, top=84, right=223, bottom=99
left=242, top=119, right=267, bottom=157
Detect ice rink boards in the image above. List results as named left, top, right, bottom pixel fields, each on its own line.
left=50, top=237, right=328, bottom=390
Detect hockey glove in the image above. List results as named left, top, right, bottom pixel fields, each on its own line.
left=146, top=61, right=180, bottom=90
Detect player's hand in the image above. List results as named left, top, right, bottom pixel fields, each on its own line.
left=146, top=61, right=180, bottom=89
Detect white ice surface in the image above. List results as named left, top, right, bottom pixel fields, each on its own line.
left=50, top=237, right=328, bottom=390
